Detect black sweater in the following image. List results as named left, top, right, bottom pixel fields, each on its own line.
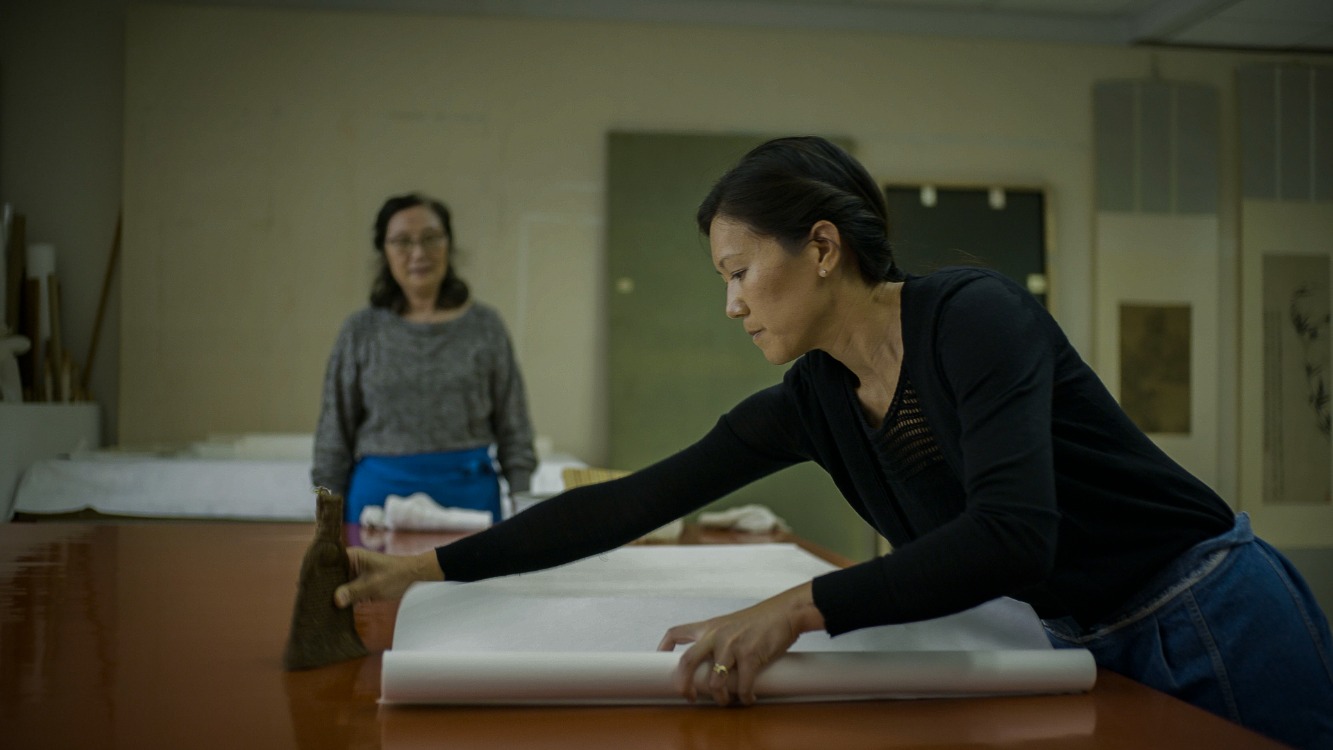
left=436, top=268, right=1234, bottom=634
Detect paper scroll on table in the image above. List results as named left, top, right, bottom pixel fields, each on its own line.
left=381, top=544, right=1096, bottom=705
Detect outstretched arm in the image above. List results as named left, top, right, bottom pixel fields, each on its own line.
left=333, top=388, right=808, bottom=608
left=333, top=547, right=443, bottom=608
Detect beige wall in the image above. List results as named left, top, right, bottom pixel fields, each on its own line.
left=5, top=1, right=1331, bottom=551
left=119, top=6, right=1240, bottom=453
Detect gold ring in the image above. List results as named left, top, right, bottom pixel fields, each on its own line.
left=712, top=663, right=729, bottom=676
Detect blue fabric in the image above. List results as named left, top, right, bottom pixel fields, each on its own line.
left=345, top=446, right=500, bottom=524
left=1044, top=513, right=1333, bottom=750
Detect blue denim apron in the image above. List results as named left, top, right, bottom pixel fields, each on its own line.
left=345, top=446, right=500, bottom=524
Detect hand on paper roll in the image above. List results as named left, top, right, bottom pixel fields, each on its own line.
left=658, top=581, right=826, bottom=706
left=334, top=548, right=443, bottom=609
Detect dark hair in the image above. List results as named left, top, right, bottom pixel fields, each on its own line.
left=696, top=136, right=904, bottom=284
left=369, top=193, right=470, bottom=312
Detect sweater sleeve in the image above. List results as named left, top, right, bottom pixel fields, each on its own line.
left=310, top=318, right=363, bottom=495
left=435, top=386, right=805, bottom=582
left=487, top=316, right=537, bottom=494
left=813, top=276, right=1063, bottom=634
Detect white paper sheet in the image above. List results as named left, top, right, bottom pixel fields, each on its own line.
left=381, top=545, right=1096, bottom=705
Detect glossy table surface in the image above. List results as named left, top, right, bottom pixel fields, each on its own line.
left=1, top=521, right=1287, bottom=749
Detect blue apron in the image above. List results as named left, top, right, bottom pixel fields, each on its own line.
left=345, top=446, right=500, bottom=524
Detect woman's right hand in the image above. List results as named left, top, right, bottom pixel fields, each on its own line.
left=334, top=548, right=444, bottom=608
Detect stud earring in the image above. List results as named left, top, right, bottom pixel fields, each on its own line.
left=818, top=268, right=827, bottom=277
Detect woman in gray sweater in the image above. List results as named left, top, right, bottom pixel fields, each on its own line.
left=311, top=193, right=536, bottom=524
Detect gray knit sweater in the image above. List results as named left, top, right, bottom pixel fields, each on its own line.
left=311, top=303, right=536, bottom=496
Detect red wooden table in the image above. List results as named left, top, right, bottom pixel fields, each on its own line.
left=0, top=522, right=1286, bottom=749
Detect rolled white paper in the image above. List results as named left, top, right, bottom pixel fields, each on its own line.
left=381, top=649, right=1096, bottom=706
left=25, top=242, right=56, bottom=338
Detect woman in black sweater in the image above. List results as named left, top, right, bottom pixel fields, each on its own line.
left=336, top=137, right=1332, bottom=749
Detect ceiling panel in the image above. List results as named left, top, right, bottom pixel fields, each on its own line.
left=159, top=0, right=1333, bottom=52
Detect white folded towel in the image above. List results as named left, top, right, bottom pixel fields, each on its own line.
left=697, top=504, right=790, bottom=533
left=638, top=518, right=684, bottom=543
left=359, top=492, right=493, bottom=532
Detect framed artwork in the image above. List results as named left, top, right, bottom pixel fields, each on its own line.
left=1093, top=215, right=1219, bottom=489
left=883, top=184, right=1048, bottom=307
left=1240, top=203, right=1333, bottom=544
left=1261, top=254, right=1331, bottom=505
left=1119, top=304, right=1191, bottom=435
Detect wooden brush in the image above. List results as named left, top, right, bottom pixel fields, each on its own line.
left=282, top=488, right=368, bottom=670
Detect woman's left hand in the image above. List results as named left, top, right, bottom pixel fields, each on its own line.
left=657, top=582, right=826, bottom=706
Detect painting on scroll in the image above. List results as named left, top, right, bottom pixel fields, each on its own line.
left=1263, top=254, right=1332, bottom=505
left=1119, top=304, right=1191, bottom=434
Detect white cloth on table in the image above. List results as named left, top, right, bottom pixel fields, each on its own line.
left=360, top=492, right=493, bottom=531
left=697, top=503, right=790, bottom=533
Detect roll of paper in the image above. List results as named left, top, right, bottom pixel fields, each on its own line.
left=382, top=648, right=1097, bottom=706
left=25, top=243, right=56, bottom=339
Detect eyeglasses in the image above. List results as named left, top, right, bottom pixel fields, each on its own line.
left=385, top=233, right=448, bottom=254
